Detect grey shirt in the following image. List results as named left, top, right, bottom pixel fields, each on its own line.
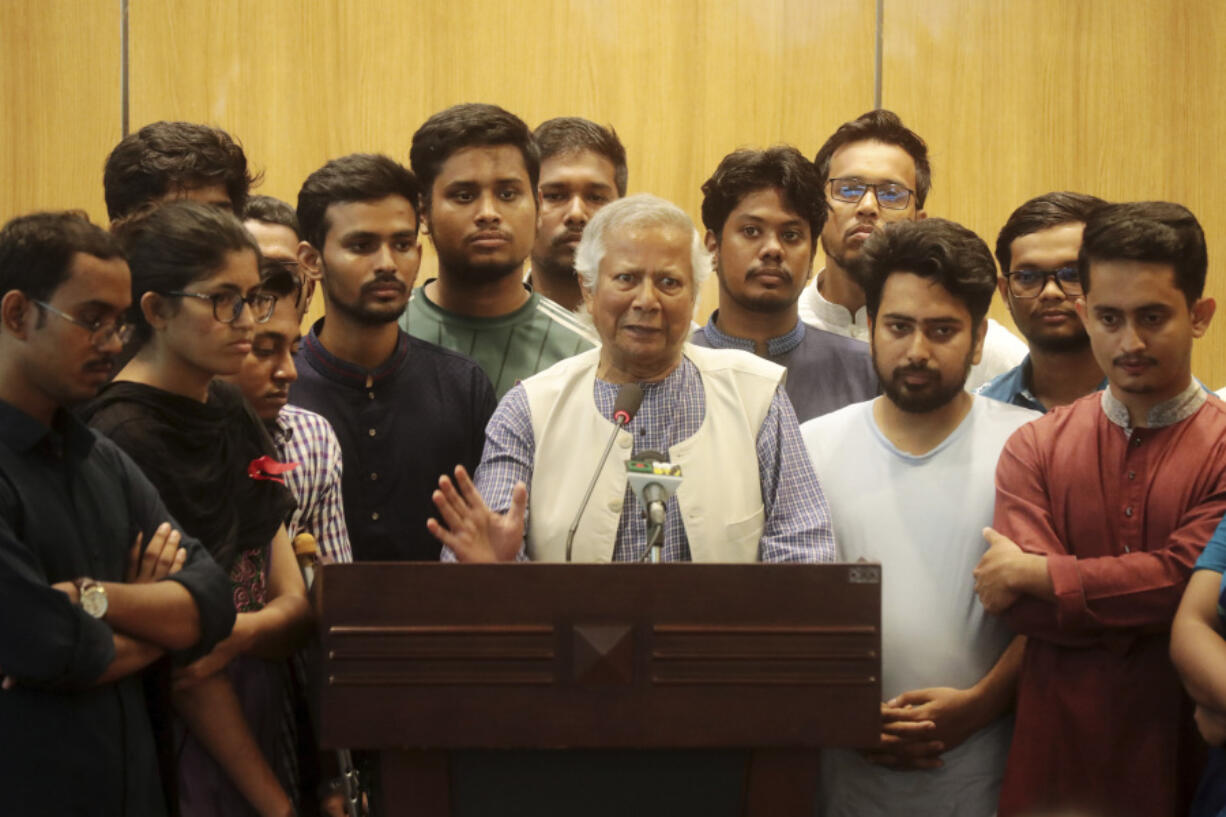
left=690, top=312, right=878, bottom=422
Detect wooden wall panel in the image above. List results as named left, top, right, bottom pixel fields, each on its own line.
left=882, top=0, right=1226, bottom=386
left=128, top=0, right=877, bottom=326
left=0, top=0, right=120, bottom=225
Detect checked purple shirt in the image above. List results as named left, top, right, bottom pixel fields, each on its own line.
left=450, top=355, right=836, bottom=563
left=272, top=404, right=352, bottom=564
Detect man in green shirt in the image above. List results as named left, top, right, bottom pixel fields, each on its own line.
left=403, top=103, right=597, bottom=398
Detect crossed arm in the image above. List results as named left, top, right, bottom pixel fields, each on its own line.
left=1171, top=569, right=1226, bottom=745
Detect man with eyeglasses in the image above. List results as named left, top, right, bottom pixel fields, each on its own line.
left=977, top=192, right=1107, bottom=412
left=0, top=211, right=235, bottom=816
left=801, top=110, right=1026, bottom=391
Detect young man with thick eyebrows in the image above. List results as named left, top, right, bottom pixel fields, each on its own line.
left=978, top=191, right=1107, bottom=411
left=801, top=109, right=1026, bottom=390
left=292, top=153, right=495, bottom=562
left=402, top=103, right=597, bottom=398
left=223, top=267, right=351, bottom=564
left=690, top=146, right=877, bottom=422
left=528, top=116, right=628, bottom=312
left=802, top=219, right=1035, bottom=816
left=974, top=202, right=1226, bottom=817
left=0, top=212, right=234, bottom=815
left=103, top=120, right=259, bottom=221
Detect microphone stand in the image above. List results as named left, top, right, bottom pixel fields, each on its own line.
left=565, top=420, right=626, bottom=562
left=565, top=384, right=642, bottom=561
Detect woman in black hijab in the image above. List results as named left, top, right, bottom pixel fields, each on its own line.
left=83, top=201, right=308, bottom=817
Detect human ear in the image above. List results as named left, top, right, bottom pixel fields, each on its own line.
left=298, top=241, right=322, bottom=282
left=140, top=291, right=169, bottom=331
left=1191, top=297, right=1216, bottom=338
left=0, top=290, right=32, bottom=338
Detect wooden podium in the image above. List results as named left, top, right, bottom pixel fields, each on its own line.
left=313, top=562, right=881, bottom=816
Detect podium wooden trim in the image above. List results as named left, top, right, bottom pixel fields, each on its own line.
left=314, top=562, right=881, bottom=816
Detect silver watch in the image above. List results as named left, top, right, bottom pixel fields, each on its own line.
left=75, top=578, right=108, bottom=619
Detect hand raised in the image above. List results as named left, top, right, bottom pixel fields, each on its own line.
left=427, top=465, right=526, bottom=563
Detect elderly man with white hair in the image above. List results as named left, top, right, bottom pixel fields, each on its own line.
left=429, top=193, right=835, bottom=564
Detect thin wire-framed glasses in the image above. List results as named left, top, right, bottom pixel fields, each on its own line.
left=828, top=178, right=915, bottom=210
left=32, top=300, right=135, bottom=347
left=1004, top=267, right=1083, bottom=299
left=161, top=289, right=277, bottom=324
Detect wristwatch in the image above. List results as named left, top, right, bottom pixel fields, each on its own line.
left=74, top=578, right=108, bottom=619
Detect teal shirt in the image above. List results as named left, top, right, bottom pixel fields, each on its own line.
left=402, top=281, right=598, bottom=398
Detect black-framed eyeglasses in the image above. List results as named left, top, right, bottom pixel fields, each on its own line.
left=1004, top=266, right=1083, bottom=299
left=828, top=178, right=915, bottom=210
left=161, top=289, right=277, bottom=324
left=32, top=300, right=135, bottom=348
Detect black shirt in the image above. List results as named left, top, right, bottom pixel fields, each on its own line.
left=291, top=322, right=496, bottom=561
left=0, top=400, right=234, bottom=816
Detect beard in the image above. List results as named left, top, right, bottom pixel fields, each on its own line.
left=321, top=267, right=407, bottom=327
left=716, top=260, right=802, bottom=314
left=874, top=347, right=975, bottom=414
left=1026, top=325, right=1092, bottom=354
left=435, top=240, right=525, bottom=285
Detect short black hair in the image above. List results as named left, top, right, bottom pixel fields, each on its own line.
left=103, top=121, right=259, bottom=220
left=410, top=103, right=540, bottom=209
left=814, top=109, right=931, bottom=208
left=0, top=211, right=125, bottom=302
left=112, top=200, right=259, bottom=348
left=856, top=218, right=997, bottom=327
left=243, top=195, right=301, bottom=238
left=1079, top=201, right=1208, bottom=304
left=700, top=146, right=826, bottom=247
left=296, top=153, right=421, bottom=251
left=534, top=117, right=628, bottom=197
left=995, top=191, right=1105, bottom=272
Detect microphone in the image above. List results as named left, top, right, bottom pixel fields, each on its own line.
left=625, top=452, right=683, bottom=561
left=564, top=383, right=644, bottom=562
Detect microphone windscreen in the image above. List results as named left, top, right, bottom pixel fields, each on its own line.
left=613, top=383, right=644, bottom=423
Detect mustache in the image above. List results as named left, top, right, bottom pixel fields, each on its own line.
left=360, top=277, right=406, bottom=295
left=551, top=230, right=585, bottom=249
left=1113, top=354, right=1159, bottom=367
left=747, top=265, right=792, bottom=282
left=891, top=364, right=937, bottom=380
left=467, top=229, right=513, bottom=244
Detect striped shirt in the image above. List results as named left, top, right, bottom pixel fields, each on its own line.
left=402, top=280, right=598, bottom=398
left=449, top=357, right=836, bottom=563
left=272, top=404, right=352, bottom=564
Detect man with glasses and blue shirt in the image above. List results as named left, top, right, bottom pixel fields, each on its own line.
left=801, top=110, right=1027, bottom=390
left=978, top=192, right=1108, bottom=411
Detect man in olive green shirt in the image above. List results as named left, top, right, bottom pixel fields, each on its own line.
left=402, top=103, right=596, bottom=398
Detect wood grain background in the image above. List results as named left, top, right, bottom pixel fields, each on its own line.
left=4, top=0, right=1225, bottom=384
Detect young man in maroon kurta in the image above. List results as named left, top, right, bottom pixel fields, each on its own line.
left=973, top=201, right=1226, bottom=817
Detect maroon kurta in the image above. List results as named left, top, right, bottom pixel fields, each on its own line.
left=994, top=391, right=1226, bottom=817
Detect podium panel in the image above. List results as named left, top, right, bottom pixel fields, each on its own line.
left=313, top=562, right=881, bottom=815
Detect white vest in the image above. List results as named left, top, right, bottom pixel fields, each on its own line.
left=522, top=345, right=784, bottom=562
